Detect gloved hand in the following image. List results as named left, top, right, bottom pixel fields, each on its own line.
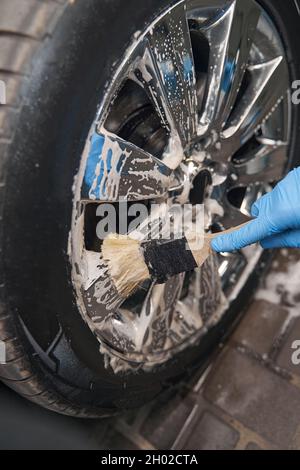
left=211, top=167, right=300, bottom=252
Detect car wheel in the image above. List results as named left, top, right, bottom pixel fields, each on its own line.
left=0, top=0, right=299, bottom=417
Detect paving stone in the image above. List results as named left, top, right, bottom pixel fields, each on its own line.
left=104, top=430, right=140, bottom=450
left=245, top=442, right=262, bottom=450
left=277, top=318, right=300, bottom=377
left=272, top=250, right=300, bottom=272
left=204, top=347, right=300, bottom=448
left=232, top=300, right=288, bottom=356
left=140, top=393, right=195, bottom=449
left=183, top=411, right=239, bottom=450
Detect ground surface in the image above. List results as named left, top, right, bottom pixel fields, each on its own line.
left=1, top=249, right=300, bottom=450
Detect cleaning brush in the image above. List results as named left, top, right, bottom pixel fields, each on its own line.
left=102, top=222, right=249, bottom=299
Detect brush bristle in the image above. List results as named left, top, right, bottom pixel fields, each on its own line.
left=102, top=234, right=150, bottom=298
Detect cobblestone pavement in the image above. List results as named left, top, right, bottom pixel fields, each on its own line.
left=1, top=249, right=300, bottom=450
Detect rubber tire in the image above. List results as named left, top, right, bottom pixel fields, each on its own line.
left=0, top=0, right=299, bottom=417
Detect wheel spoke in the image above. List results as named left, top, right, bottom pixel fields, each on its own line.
left=180, top=255, right=223, bottom=324
left=80, top=254, right=125, bottom=324
left=132, top=2, right=198, bottom=150
left=193, top=4, right=235, bottom=135
left=221, top=56, right=287, bottom=145
left=194, top=0, right=259, bottom=134
left=81, top=130, right=173, bottom=201
left=217, top=0, right=261, bottom=127
left=198, top=254, right=224, bottom=323
left=133, top=275, right=185, bottom=353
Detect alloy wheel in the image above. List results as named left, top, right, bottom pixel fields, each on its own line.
left=70, top=0, right=291, bottom=372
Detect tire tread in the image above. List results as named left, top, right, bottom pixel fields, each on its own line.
left=0, top=0, right=104, bottom=418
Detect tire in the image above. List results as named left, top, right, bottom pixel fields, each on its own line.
left=0, top=0, right=299, bottom=418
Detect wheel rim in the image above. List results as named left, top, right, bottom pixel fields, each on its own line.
left=70, top=0, right=291, bottom=371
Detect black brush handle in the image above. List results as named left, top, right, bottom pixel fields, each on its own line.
left=142, top=238, right=198, bottom=284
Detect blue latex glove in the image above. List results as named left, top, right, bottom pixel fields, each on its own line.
left=211, top=167, right=300, bottom=252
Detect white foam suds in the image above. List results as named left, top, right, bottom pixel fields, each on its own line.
left=162, top=132, right=184, bottom=169
left=255, top=254, right=300, bottom=332
left=205, top=198, right=224, bottom=218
